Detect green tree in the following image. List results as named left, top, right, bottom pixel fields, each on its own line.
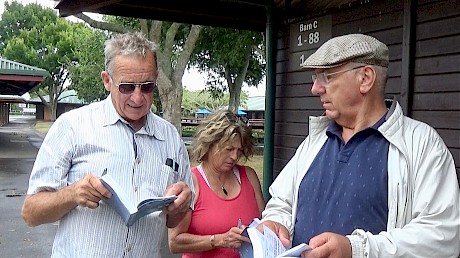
left=67, top=29, right=108, bottom=103
left=1, top=2, right=93, bottom=121
left=0, top=1, right=57, bottom=52
left=191, top=27, right=265, bottom=112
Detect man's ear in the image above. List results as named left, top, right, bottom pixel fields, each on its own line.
left=359, top=66, right=376, bottom=94
left=101, top=71, right=111, bottom=91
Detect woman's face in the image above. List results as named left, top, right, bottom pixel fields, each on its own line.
left=208, top=134, right=243, bottom=173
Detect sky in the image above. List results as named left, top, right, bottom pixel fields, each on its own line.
left=0, top=0, right=266, bottom=97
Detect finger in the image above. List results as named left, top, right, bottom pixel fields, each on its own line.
left=92, top=177, right=112, bottom=198
left=73, top=176, right=106, bottom=208
left=277, top=225, right=291, bottom=247
left=164, top=181, right=186, bottom=196
left=305, top=244, right=330, bottom=258
left=84, top=199, right=100, bottom=209
left=88, top=175, right=111, bottom=199
left=167, top=185, right=191, bottom=213
left=309, top=233, right=329, bottom=249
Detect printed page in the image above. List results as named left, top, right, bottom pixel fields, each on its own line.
left=244, top=223, right=287, bottom=258
left=239, top=218, right=312, bottom=258
left=262, top=225, right=288, bottom=257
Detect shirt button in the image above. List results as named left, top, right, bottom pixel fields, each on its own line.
left=136, top=158, right=141, bottom=164
left=134, top=187, right=138, bottom=192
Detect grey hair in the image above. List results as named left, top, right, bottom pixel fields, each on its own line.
left=350, top=62, right=388, bottom=97
left=104, top=32, right=159, bottom=76
left=373, top=65, right=388, bottom=96
left=189, top=110, right=256, bottom=163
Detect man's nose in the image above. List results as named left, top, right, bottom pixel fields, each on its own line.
left=130, top=87, right=144, bottom=101
left=310, top=80, right=325, bottom=95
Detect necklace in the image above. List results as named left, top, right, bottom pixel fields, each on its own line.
left=200, top=163, right=229, bottom=196
left=221, top=184, right=228, bottom=196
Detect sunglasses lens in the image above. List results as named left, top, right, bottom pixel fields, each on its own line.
left=117, top=82, right=157, bottom=94
left=141, top=83, right=156, bottom=93
left=118, top=83, right=136, bottom=94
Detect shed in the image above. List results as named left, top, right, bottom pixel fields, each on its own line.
left=28, top=90, right=87, bottom=121
left=0, top=58, right=49, bottom=125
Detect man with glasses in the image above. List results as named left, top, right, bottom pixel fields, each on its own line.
left=21, top=32, right=193, bottom=257
left=260, top=34, right=459, bottom=257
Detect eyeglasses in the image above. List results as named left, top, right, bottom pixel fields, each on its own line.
left=109, top=75, right=157, bottom=94
left=223, top=112, right=249, bottom=125
left=312, top=66, right=365, bottom=85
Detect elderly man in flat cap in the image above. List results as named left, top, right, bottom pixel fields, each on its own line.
left=260, top=34, right=460, bottom=258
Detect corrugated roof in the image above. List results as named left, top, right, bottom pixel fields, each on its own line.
left=0, top=58, right=49, bottom=77
left=0, top=95, right=26, bottom=103
left=0, top=57, right=50, bottom=96
left=28, top=90, right=87, bottom=104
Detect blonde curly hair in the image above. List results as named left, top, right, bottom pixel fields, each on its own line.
left=189, top=110, right=256, bottom=163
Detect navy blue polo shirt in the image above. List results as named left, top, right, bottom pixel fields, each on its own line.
left=292, top=114, right=389, bottom=245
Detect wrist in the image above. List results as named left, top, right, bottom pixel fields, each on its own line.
left=210, top=234, right=216, bottom=248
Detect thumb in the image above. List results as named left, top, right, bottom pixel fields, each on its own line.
left=277, top=225, right=291, bottom=248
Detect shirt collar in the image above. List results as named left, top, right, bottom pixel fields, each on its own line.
left=327, top=111, right=388, bottom=136
left=101, top=95, right=166, bottom=140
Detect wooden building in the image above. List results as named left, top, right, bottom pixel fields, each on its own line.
left=55, top=0, right=460, bottom=186
left=272, top=0, right=460, bottom=182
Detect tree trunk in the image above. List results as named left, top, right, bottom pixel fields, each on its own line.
left=227, top=45, right=251, bottom=112
left=153, top=24, right=202, bottom=132
left=157, top=71, right=183, bottom=131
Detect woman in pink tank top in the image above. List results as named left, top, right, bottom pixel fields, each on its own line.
left=168, top=110, right=265, bottom=258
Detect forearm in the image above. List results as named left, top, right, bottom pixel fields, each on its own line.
left=169, top=232, right=226, bottom=253
left=166, top=210, right=189, bottom=228
left=21, top=185, right=77, bottom=227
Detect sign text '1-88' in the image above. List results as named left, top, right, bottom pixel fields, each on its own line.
left=297, top=31, right=321, bottom=46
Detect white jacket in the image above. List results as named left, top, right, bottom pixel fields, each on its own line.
left=262, top=101, right=460, bottom=257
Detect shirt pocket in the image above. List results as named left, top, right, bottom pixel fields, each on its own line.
left=161, top=164, right=179, bottom=184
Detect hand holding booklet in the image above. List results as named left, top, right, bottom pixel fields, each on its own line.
left=100, top=172, right=177, bottom=227
left=238, top=219, right=311, bottom=258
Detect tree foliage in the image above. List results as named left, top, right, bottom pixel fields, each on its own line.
left=67, top=29, right=108, bottom=103
left=0, top=1, right=57, bottom=52
left=1, top=2, right=94, bottom=121
left=191, top=27, right=265, bottom=111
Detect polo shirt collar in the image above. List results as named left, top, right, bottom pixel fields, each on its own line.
left=327, top=111, right=388, bottom=136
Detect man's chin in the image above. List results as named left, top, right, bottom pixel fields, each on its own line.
left=324, top=110, right=337, bottom=119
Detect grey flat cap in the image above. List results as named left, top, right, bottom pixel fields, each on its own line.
left=301, top=34, right=389, bottom=69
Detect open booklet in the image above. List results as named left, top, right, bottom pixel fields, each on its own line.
left=238, top=219, right=311, bottom=258
left=100, top=172, right=177, bottom=227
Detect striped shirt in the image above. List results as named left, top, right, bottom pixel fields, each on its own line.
left=27, top=96, right=193, bottom=258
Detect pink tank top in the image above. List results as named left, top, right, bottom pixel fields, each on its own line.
left=182, top=165, right=261, bottom=258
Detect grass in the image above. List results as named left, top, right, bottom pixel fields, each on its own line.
left=240, top=155, right=264, bottom=182
left=34, top=121, right=53, bottom=134
left=34, top=120, right=264, bottom=183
